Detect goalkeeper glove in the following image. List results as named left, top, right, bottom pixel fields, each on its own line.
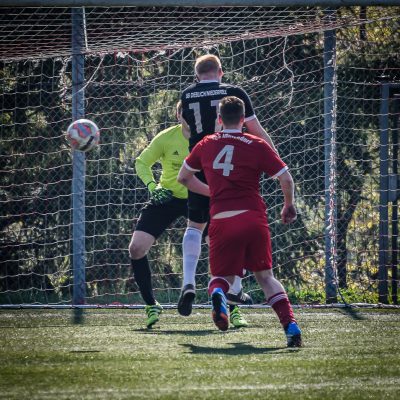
left=151, top=187, right=174, bottom=206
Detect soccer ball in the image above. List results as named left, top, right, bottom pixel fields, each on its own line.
left=66, top=119, right=100, bottom=152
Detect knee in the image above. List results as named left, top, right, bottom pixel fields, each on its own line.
left=129, top=241, right=148, bottom=260
left=264, top=269, right=275, bottom=281
left=265, top=269, right=274, bottom=278
left=256, top=268, right=274, bottom=283
left=183, top=227, right=202, bottom=256
left=188, top=219, right=207, bottom=231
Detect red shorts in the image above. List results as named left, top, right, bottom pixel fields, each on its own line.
left=208, top=210, right=272, bottom=278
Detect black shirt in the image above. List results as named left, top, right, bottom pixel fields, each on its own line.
left=181, top=81, right=256, bottom=149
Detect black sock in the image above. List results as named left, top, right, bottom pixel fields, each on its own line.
left=229, top=304, right=235, bottom=313
left=131, top=256, right=155, bottom=305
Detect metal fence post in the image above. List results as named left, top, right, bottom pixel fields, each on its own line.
left=378, top=82, right=389, bottom=304
left=71, top=7, right=86, bottom=305
left=323, top=9, right=338, bottom=303
left=391, top=95, right=399, bottom=305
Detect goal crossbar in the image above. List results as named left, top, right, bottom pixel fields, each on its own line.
left=1, top=1, right=400, bottom=8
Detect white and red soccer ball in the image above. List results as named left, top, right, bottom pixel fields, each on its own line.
left=66, top=119, right=100, bottom=152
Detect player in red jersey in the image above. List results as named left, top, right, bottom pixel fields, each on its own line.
left=178, top=96, right=302, bottom=347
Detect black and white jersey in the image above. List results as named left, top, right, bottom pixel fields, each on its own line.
left=181, top=80, right=256, bottom=149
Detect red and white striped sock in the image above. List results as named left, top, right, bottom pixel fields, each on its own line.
left=268, top=292, right=296, bottom=328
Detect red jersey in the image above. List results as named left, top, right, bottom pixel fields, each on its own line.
left=184, top=129, right=287, bottom=217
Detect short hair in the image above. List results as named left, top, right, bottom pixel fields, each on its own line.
left=219, top=96, right=245, bottom=126
left=176, top=100, right=182, bottom=115
left=195, top=54, right=222, bottom=76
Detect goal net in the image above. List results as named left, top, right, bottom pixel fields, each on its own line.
left=1, top=4, right=399, bottom=306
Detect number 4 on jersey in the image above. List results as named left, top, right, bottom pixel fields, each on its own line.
left=213, top=145, right=235, bottom=176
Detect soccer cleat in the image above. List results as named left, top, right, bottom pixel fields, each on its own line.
left=145, top=302, right=163, bottom=328
left=285, top=321, right=302, bottom=347
left=177, top=284, right=196, bottom=316
left=226, top=289, right=253, bottom=305
left=229, top=306, right=249, bottom=328
left=211, top=288, right=229, bottom=331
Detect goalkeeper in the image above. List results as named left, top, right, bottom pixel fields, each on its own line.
left=129, top=101, right=250, bottom=329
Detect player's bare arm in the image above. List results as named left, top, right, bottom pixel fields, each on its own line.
left=245, top=117, right=277, bottom=153
left=177, top=163, right=210, bottom=197
left=277, top=170, right=297, bottom=224
left=181, top=117, right=191, bottom=139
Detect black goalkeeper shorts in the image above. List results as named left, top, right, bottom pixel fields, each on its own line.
left=188, top=170, right=210, bottom=224
left=135, top=197, right=188, bottom=239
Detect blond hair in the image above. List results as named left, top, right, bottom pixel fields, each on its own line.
left=195, top=54, right=222, bottom=76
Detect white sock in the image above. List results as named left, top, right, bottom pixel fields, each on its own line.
left=228, top=275, right=243, bottom=295
left=182, top=227, right=202, bottom=287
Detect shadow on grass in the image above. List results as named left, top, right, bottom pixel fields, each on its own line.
left=72, top=309, right=85, bottom=325
left=180, top=342, right=291, bottom=355
left=337, top=307, right=367, bottom=320
left=69, top=350, right=102, bottom=353
left=132, top=328, right=217, bottom=336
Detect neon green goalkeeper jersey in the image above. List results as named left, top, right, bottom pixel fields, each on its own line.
left=135, top=124, right=189, bottom=199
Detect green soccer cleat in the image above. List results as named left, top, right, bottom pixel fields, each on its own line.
left=230, top=306, right=249, bottom=328
left=145, top=302, right=163, bottom=328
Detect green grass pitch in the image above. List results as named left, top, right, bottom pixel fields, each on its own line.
left=1, top=308, right=399, bottom=399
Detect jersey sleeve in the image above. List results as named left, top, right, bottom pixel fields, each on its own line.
left=258, top=141, right=288, bottom=178
left=135, top=133, right=164, bottom=187
left=184, top=141, right=203, bottom=172
left=231, top=87, right=256, bottom=121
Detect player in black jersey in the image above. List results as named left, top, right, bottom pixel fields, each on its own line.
left=178, top=54, right=277, bottom=317
left=182, top=81, right=255, bottom=150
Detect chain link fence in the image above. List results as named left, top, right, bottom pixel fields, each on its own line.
left=0, top=6, right=399, bottom=305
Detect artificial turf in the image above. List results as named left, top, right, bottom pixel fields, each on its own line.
left=1, top=308, right=399, bottom=399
